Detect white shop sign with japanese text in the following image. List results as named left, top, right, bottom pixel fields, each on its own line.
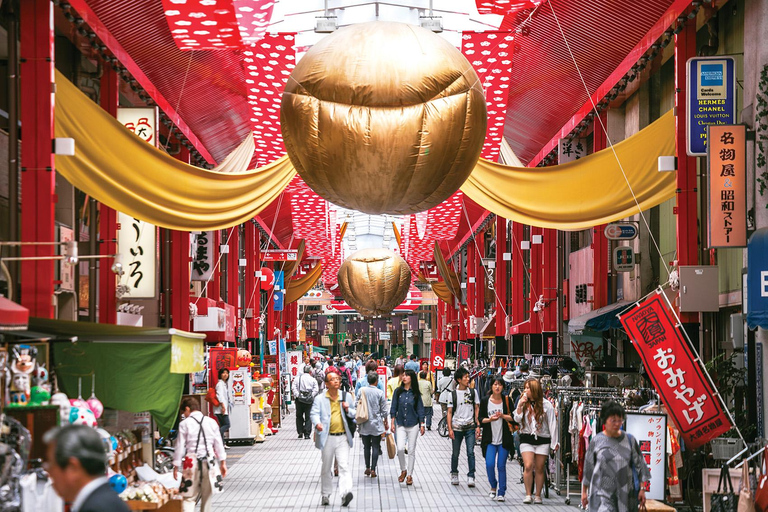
left=625, top=413, right=666, bottom=501
left=558, top=137, right=587, bottom=163
left=117, top=213, right=157, bottom=298
left=191, top=231, right=215, bottom=281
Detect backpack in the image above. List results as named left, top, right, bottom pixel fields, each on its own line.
left=355, top=388, right=369, bottom=423
left=340, top=368, right=351, bottom=389
left=296, top=375, right=315, bottom=405
left=342, top=391, right=357, bottom=435
left=313, top=369, right=324, bottom=387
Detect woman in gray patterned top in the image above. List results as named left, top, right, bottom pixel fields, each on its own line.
left=581, top=401, right=650, bottom=512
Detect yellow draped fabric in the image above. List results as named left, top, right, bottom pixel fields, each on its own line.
left=460, top=110, right=676, bottom=230
left=433, top=242, right=461, bottom=299
left=53, top=70, right=296, bottom=231
left=285, top=263, right=323, bottom=304
left=416, top=272, right=453, bottom=305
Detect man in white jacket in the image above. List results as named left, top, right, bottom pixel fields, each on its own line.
left=310, top=371, right=356, bottom=507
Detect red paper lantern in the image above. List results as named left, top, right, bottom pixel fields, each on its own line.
left=259, top=267, right=275, bottom=291
left=236, top=349, right=252, bottom=368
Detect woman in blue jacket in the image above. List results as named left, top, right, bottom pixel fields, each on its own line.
left=389, top=369, right=425, bottom=486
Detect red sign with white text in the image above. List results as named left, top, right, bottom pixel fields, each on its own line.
left=262, top=250, right=298, bottom=262
left=430, top=340, right=447, bottom=370
left=457, top=342, right=471, bottom=368
left=619, top=294, right=731, bottom=448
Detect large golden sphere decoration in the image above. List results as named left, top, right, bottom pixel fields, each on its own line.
left=337, top=248, right=412, bottom=316
left=281, top=21, right=487, bottom=215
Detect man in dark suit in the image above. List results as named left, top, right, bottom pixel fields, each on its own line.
left=44, top=424, right=130, bottom=512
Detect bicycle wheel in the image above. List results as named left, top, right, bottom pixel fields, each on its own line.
left=438, top=417, right=449, bottom=437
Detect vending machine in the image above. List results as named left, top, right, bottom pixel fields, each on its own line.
left=228, top=368, right=255, bottom=444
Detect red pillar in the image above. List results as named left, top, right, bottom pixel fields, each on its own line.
left=208, top=230, right=221, bottom=300
left=530, top=226, right=543, bottom=333
left=675, top=17, right=699, bottom=324
left=495, top=217, right=507, bottom=337
left=436, top=300, right=445, bottom=340
left=227, top=226, right=240, bottom=340
left=20, top=0, right=55, bottom=318
left=170, top=148, right=191, bottom=330
left=511, top=222, right=525, bottom=326
left=98, top=68, right=119, bottom=324
left=474, top=231, right=485, bottom=323
left=244, top=221, right=257, bottom=339
left=592, top=115, right=609, bottom=309
left=458, top=304, right=468, bottom=342
left=466, top=247, right=476, bottom=325
left=542, top=228, right=558, bottom=332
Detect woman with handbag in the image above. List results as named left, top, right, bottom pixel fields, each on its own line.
left=173, top=397, right=227, bottom=512
left=390, top=369, right=426, bottom=486
left=581, top=401, right=650, bottom=512
left=356, top=371, right=388, bottom=478
left=479, top=375, right=515, bottom=502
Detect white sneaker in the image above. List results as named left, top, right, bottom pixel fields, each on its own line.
left=321, top=496, right=330, bottom=506
left=489, top=491, right=496, bottom=498
left=523, top=495, right=533, bottom=505
left=495, top=495, right=506, bottom=502
left=450, top=474, right=459, bottom=485
left=534, top=496, right=543, bottom=505
left=467, top=477, right=475, bottom=487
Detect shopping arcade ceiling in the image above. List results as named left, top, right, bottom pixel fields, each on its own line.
left=66, top=0, right=692, bottom=292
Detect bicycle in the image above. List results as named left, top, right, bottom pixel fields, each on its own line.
left=438, top=416, right=449, bottom=437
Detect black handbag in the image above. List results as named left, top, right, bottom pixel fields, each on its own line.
left=712, top=463, right=739, bottom=512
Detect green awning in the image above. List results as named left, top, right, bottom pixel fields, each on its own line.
left=25, top=318, right=205, bottom=435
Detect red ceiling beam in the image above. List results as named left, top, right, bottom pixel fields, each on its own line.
left=527, top=0, right=693, bottom=167
left=66, top=0, right=216, bottom=164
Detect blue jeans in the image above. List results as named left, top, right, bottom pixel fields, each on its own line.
left=513, top=431, right=522, bottom=458
left=451, top=429, right=476, bottom=477
left=215, top=413, right=230, bottom=439
left=485, top=444, right=509, bottom=496
left=425, top=406, right=434, bottom=429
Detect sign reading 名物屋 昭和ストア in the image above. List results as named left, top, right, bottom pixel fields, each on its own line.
left=707, top=125, right=747, bottom=248
left=619, top=292, right=731, bottom=448
left=686, top=56, right=736, bottom=156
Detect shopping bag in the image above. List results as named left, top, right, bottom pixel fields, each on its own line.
left=739, top=460, right=755, bottom=512
left=755, top=448, right=768, bottom=512
left=386, top=433, right=396, bottom=459
left=356, top=389, right=369, bottom=423
left=712, top=464, right=739, bottom=512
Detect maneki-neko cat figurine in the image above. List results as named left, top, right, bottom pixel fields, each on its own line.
left=7, top=345, right=37, bottom=406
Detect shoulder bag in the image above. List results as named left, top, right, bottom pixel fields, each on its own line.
left=386, top=432, right=396, bottom=459
left=739, top=458, right=756, bottom=512
left=341, top=391, right=357, bottom=435
left=712, top=463, right=739, bottom=512
left=755, top=447, right=768, bottom=512
left=355, top=388, right=369, bottom=423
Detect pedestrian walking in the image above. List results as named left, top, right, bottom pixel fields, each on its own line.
left=314, top=362, right=326, bottom=391
left=390, top=369, right=425, bottom=486
left=420, top=360, right=435, bottom=388
left=479, top=376, right=515, bottom=502
left=310, top=371, right=356, bottom=507
left=356, top=371, right=388, bottom=478
left=44, top=425, right=130, bottom=512
left=213, top=369, right=231, bottom=448
left=173, top=397, right=228, bottom=512
left=417, top=371, right=434, bottom=430
left=355, top=360, right=385, bottom=394
left=292, top=364, right=319, bottom=439
left=387, top=364, right=404, bottom=400
left=582, top=401, right=650, bottom=512
left=437, top=368, right=455, bottom=417
left=447, top=366, right=480, bottom=487
left=513, top=377, right=558, bottom=505
left=404, top=354, right=420, bottom=373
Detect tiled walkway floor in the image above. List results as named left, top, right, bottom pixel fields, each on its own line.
left=212, top=405, right=580, bottom=511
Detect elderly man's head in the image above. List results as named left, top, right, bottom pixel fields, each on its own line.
left=44, top=425, right=107, bottom=502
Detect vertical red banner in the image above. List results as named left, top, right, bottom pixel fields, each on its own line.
left=457, top=342, right=471, bottom=368
left=430, top=340, right=447, bottom=370
left=619, top=294, right=731, bottom=448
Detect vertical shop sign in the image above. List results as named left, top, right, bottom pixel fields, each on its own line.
left=624, top=414, right=667, bottom=500
left=707, top=125, right=746, bottom=247
left=558, top=137, right=587, bottom=163
left=278, top=338, right=287, bottom=374
left=430, top=340, right=446, bottom=370
left=619, top=292, right=731, bottom=448
left=457, top=342, right=471, bottom=367
left=230, top=369, right=246, bottom=405
left=191, top=231, right=215, bottom=281
left=273, top=270, right=284, bottom=312
left=58, top=226, right=75, bottom=291
left=287, top=351, right=301, bottom=379
left=268, top=339, right=277, bottom=356
left=686, top=57, right=736, bottom=156
left=747, top=229, right=768, bottom=330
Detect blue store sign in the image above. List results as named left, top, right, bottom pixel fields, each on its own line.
left=273, top=270, right=285, bottom=312
left=686, top=56, right=736, bottom=156
left=747, top=228, right=768, bottom=330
